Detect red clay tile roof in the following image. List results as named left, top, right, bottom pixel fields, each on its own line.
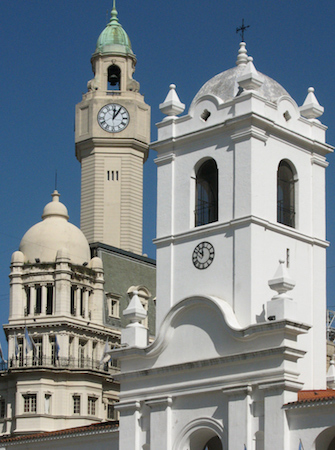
left=286, top=390, right=335, bottom=407
left=0, top=420, right=119, bottom=444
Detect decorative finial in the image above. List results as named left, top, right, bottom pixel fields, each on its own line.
left=159, top=84, right=185, bottom=119
left=299, top=86, right=324, bottom=120
left=237, top=55, right=263, bottom=91
left=51, top=190, right=60, bottom=202
left=236, top=42, right=248, bottom=66
left=110, top=0, right=118, bottom=23
left=55, top=169, right=58, bottom=191
left=236, top=19, right=250, bottom=42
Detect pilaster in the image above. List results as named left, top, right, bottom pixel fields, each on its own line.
left=224, top=386, right=252, bottom=450
left=146, top=397, right=173, bottom=450
left=117, top=400, right=142, bottom=450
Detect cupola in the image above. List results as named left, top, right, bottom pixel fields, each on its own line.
left=93, top=0, right=134, bottom=57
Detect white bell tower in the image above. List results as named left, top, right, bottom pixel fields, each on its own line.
left=152, top=43, right=332, bottom=389
left=75, top=1, right=150, bottom=254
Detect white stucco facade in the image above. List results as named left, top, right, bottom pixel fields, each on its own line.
left=115, top=43, right=335, bottom=450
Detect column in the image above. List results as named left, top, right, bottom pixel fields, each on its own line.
left=41, top=285, right=47, bottom=315
left=30, top=287, right=36, bottom=317
left=75, top=288, right=80, bottom=317
left=117, top=401, right=142, bottom=450
left=84, top=289, right=89, bottom=319
left=146, top=397, right=173, bottom=450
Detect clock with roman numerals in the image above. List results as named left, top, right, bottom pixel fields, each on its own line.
left=97, top=103, right=130, bottom=133
left=192, top=241, right=215, bottom=270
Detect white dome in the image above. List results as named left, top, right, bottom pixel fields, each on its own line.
left=19, top=191, right=90, bottom=265
left=191, top=42, right=290, bottom=109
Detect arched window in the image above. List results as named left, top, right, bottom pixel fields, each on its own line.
left=195, top=159, right=218, bottom=227
left=107, top=65, right=121, bottom=90
left=277, top=160, right=296, bottom=228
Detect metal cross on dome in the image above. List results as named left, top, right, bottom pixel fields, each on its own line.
left=236, top=19, right=250, bottom=42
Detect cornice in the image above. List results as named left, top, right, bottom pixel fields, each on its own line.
left=152, top=111, right=333, bottom=157
left=3, top=318, right=121, bottom=339
left=153, top=215, right=329, bottom=249
left=114, top=346, right=305, bottom=382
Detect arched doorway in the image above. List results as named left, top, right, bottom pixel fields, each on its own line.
left=175, top=417, right=225, bottom=450
left=314, top=425, right=335, bottom=449
left=203, top=435, right=222, bottom=450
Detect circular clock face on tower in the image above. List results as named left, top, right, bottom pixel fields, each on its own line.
left=97, top=103, right=130, bottom=133
left=192, top=241, right=215, bottom=270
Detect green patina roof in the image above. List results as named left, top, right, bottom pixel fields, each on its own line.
left=94, top=1, right=134, bottom=56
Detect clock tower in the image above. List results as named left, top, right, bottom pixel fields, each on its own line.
left=75, top=1, right=150, bottom=254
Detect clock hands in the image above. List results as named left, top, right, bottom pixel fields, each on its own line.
left=112, top=106, right=122, bottom=120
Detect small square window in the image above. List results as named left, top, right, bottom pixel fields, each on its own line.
left=107, top=400, right=119, bottom=420
left=88, top=397, right=97, bottom=416
left=106, top=293, right=121, bottom=318
left=73, top=395, right=80, bottom=414
left=23, top=394, right=36, bottom=413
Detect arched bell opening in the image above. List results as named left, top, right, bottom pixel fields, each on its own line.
left=108, top=65, right=121, bottom=90
left=194, top=158, right=218, bottom=227
left=277, top=159, right=297, bottom=228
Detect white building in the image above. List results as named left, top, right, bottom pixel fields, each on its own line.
left=115, top=43, right=335, bottom=450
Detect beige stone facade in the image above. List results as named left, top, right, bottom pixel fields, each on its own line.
left=75, top=51, right=150, bottom=255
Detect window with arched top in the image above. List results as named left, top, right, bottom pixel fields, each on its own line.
left=107, top=65, right=121, bottom=90
left=277, top=160, right=296, bottom=228
left=195, top=159, right=218, bottom=227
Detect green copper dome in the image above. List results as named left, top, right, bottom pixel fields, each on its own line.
left=94, top=1, right=134, bottom=56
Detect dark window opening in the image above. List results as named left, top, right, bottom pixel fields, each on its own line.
left=108, top=65, right=121, bottom=90
left=25, top=287, right=30, bottom=316
left=46, top=285, right=53, bottom=315
left=71, top=287, right=75, bottom=315
left=80, top=290, right=84, bottom=317
left=201, top=109, right=211, bottom=121
left=277, top=160, right=296, bottom=228
left=0, top=399, right=5, bottom=418
left=195, top=159, right=218, bottom=227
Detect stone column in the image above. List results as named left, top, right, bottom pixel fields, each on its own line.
left=75, top=288, right=80, bottom=317
left=117, top=401, right=142, bottom=450
left=30, top=287, right=36, bottom=317
left=41, top=285, right=47, bottom=315
left=84, top=289, right=89, bottom=319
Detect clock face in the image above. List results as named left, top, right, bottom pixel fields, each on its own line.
left=97, top=103, right=129, bottom=133
left=192, top=242, right=215, bottom=270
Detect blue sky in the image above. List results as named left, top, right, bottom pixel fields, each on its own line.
left=1, top=0, right=335, bottom=352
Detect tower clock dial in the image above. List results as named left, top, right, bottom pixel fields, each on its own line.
left=192, top=242, right=215, bottom=270
left=97, top=103, right=130, bottom=133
